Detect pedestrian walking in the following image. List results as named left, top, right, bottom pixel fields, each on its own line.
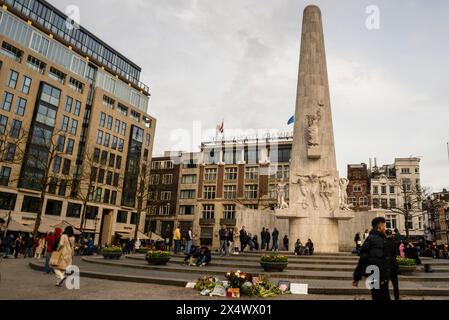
left=353, top=217, right=390, bottom=301
left=173, top=224, right=181, bottom=254
left=53, top=226, right=75, bottom=287
left=184, top=227, right=193, bottom=255
left=385, top=229, right=400, bottom=300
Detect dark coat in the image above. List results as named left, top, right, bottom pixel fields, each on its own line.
left=239, top=229, right=247, bottom=243
left=353, top=230, right=387, bottom=282
left=272, top=229, right=279, bottom=241
left=384, top=237, right=399, bottom=273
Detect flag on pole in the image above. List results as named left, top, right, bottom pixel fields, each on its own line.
left=287, top=115, right=295, bottom=125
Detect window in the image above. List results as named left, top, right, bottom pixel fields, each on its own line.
left=96, top=130, right=103, bottom=144
left=49, top=67, right=66, bottom=84
left=390, top=186, right=395, bottom=194
left=114, top=119, right=120, bottom=133
left=111, top=136, right=118, bottom=150
left=27, top=55, right=46, bottom=74
left=65, top=96, right=73, bottom=113
left=224, top=167, right=237, bottom=180
left=69, top=77, right=83, bottom=93
left=117, top=104, right=128, bottom=116
left=373, top=186, right=379, bottom=194
left=145, top=133, right=151, bottom=146
left=107, top=115, right=113, bottom=130
left=97, top=169, right=105, bottom=183
left=0, top=167, right=11, bottom=186
left=269, top=184, right=276, bottom=199
left=415, top=168, right=419, bottom=174
left=62, top=159, right=71, bottom=175
left=381, top=199, right=388, bottom=209
left=115, top=156, right=122, bottom=169
left=58, top=180, right=67, bottom=196
left=244, top=148, right=261, bottom=164
left=93, top=148, right=100, bottom=162
left=151, top=161, right=162, bottom=170
left=2, top=92, right=14, bottom=111
left=15, top=97, right=26, bottom=116
left=349, top=196, right=357, bottom=207
left=386, top=214, right=397, bottom=230
left=269, top=146, right=291, bottom=163
left=1, top=42, right=23, bottom=61
left=165, top=161, right=174, bottom=169
left=401, top=168, right=411, bottom=174
left=150, top=174, right=160, bottom=185
left=56, top=135, right=65, bottom=152
left=4, top=143, right=16, bottom=161
left=0, top=115, right=7, bottom=134
left=204, top=148, right=219, bottom=164
left=353, top=184, right=362, bottom=192
left=53, top=156, right=62, bottom=173
left=159, top=204, right=171, bottom=215
left=108, top=153, right=115, bottom=167
left=202, top=204, right=215, bottom=219
left=40, top=84, right=60, bottom=107
left=148, top=192, right=158, bottom=201
left=118, top=139, right=124, bottom=152
left=100, top=151, right=108, bottom=165
left=120, top=122, right=126, bottom=136
left=95, top=187, right=102, bottom=202
left=106, top=171, right=113, bottom=185
left=21, top=76, right=32, bottom=94
left=116, top=210, right=128, bottom=223
left=103, top=189, right=110, bottom=204
left=245, top=167, right=259, bottom=180
left=224, top=185, right=237, bottom=199
left=99, top=112, right=106, bottom=127
left=45, top=200, right=63, bottom=216
left=244, top=185, right=258, bottom=199
left=223, top=148, right=239, bottom=164
left=66, top=203, right=81, bottom=218
left=9, top=120, right=21, bottom=138
left=103, top=133, right=110, bottom=147
left=130, top=110, right=140, bottom=122
left=223, top=204, right=236, bottom=220
left=86, top=206, right=99, bottom=219
left=21, top=196, right=41, bottom=213
left=204, top=186, right=216, bottom=199
left=372, top=198, right=379, bottom=208
left=73, top=100, right=81, bottom=116
left=66, top=139, right=74, bottom=155
left=181, top=175, right=197, bottom=184
left=359, top=196, right=368, bottom=206
left=418, top=216, right=423, bottom=230
left=160, top=191, right=171, bottom=201
left=407, top=218, right=413, bottom=230
left=389, top=198, right=397, bottom=208
left=381, top=185, right=387, bottom=194
left=179, top=205, right=194, bottom=215
left=110, top=191, right=117, bottom=205
left=162, top=174, right=173, bottom=184
left=113, top=173, right=119, bottom=187
left=130, top=212, right=138, bottom=225
left=180, top=190, right=195, bottom=199
left=36, top=104, right=57, bottom=127
left=61, top=116, right=69, bottom=131
left=7, top=70, right=19, bottom=89
left=204, top=168, right=217, bottom=181
left=103, top=95, right=115, bottom=109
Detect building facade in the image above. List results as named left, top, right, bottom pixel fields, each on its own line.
left=346, top=163, right=371, bottom=211
left=0, top=0, right=156, bottom=244
left=424, top=189, right=449, bottom=244
left=196, top=136, right=292, bottom=248
left=369, top=158, right=424, bottom=239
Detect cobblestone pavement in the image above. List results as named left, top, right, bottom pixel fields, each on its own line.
left=0, top=257, right=446, bottom=300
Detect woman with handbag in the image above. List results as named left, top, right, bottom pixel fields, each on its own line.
left=52, top=226, right=75, bottom=287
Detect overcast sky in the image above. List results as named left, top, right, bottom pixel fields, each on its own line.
left=54, top=0, right=449, bottom=191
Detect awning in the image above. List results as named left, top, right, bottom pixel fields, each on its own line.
left=51, top=220, right=81, bottom=235
left=23, top=219, right=53, bottom=234
left=4, top=219, right=32, bottom=233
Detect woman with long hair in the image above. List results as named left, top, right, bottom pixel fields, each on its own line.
left=54, top=226, right=75, bottom=287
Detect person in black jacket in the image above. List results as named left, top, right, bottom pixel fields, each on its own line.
left=384, top=229, right=400, bottom=300
left=260, top=228, right=266, bottom=251
left=265, top=228, right=271, bottom=251
left=272, top=228, right=279, bottom=251
left=353, top=217, right=390, bottom=301
left=239, top=226, right=248, bottom=252
left=283, top=235, right=289, bottom=251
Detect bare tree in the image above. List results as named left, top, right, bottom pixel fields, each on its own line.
left=22, top=127, right=75, bottom=238
left=133, top=160, right=152, bottom=242
left=389, top=181, right=429, bottom=240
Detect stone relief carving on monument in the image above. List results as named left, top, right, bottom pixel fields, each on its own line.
left=338, top=178, right=351, bottom=210
left=306, top=111, right=321, bottom=147
left=293, top=173, right=339, bottom=211
left=276, top=183, right=289, bottom=210
left=319, top=176, right=339, bottom=210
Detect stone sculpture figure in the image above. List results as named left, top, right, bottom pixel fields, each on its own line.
left=296, top=176, right=310, bottom=209
left=276, top=183, right=289, bottom=209
left=307, top=113, right=320, bottom=147
left=339, top=178, right=350, bottom=210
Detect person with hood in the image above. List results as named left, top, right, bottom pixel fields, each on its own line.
left=54, top=226, right=75, bottom=287
left=353, top=217, right=390, bottom=301
left=384, top=229, right=400, bottom=300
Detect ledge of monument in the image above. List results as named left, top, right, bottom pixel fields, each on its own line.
left=275, top=208, right=309, bottom=219
left=324, top=210, right=355, bottom=220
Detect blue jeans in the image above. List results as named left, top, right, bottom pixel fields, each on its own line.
left=3, top=246, right=11, bottom=257
left=44, top=252, right=53, bottom=273
left=184, top=240, right=193, bottom=254
left=174, top=240, right=181, bottom=254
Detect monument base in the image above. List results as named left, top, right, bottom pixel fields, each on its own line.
left=289, top=216, right=340, bottom=253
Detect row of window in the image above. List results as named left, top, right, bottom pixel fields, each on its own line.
left=88, top=186, right=118, bottom=205
left=96, top=130, right=125, bottom=152
left=201, top=204, right=236, bottom=220
left=202, top=165, right=289, bottom=182
left=151, top=160, right=174, bottom=170
left=149, top=174, right=173, bottom=185
left=93, top=148, right=122, bottom=169
left=203, top=147, right=291, bottom=165
left=99, top=112, right=127, bottom=136
left=0, top=114, right=22, bottom=138
left=90, top=167, right=120, bottom=188
left=1, top=91, right=27, bottom=115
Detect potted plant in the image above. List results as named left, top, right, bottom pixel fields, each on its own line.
left=397, top=257, right=417, bottom=274
left=102, top=246, right=123, bottom=259
left=260, top=254, right=288, bottom=272
left=145, top=250, right=171, bottom=265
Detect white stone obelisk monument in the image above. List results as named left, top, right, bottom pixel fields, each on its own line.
left=276, top=5, right=353, bottom=253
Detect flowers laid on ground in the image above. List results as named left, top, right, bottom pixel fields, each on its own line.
left=136, top=246, right=153, bottom=253
left=102, top=246, right=123, bottom=253
left=193, top=271, right=290, bottom=298
left=260, top=254, right=288, bottom=263
left=397, top=257, right=417, bottom=265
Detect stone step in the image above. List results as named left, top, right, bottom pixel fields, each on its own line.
left=83, top=256, right=449, bottom=283
left=28, top=260, right=449, bottom=297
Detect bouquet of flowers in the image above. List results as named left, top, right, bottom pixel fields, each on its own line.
left=194, top=276, right=222, bottom=291
left=225, top=270, right=253, bottom=289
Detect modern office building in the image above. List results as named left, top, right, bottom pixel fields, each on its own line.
left=0, top=0, right=156, bottom=244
